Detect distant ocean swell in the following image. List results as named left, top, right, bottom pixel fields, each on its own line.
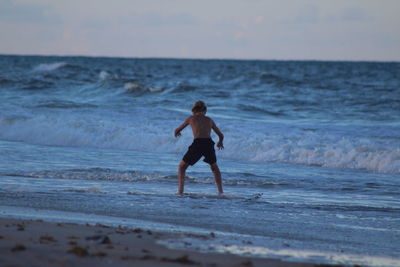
left=16, top=62, right=400, bottom=125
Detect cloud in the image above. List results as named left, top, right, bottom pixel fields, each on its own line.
left=137, top=13, right=198, bottom=27
left=326, top=7, right=372, bottom=22
left=285, top=4, right=372, bottom=25
left=73, top=11, right=198, bottom=30
left=254, top=15, right=265, bottom=25
left=293, top=4, right=320, bottom=24
left=0, top=0, right=60, bottom=24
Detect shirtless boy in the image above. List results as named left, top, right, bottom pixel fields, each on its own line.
left=174, top=101, right=224, bottom=195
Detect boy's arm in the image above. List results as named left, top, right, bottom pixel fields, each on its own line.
left=174, top=117, right=191, bottom=137
left=211, top=120, right=224, bottom=150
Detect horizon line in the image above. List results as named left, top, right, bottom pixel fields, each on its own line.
left=0, top=52, right=399, bottom=64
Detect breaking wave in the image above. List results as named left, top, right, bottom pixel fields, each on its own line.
left=32, top=62, right=67, bottom=72
left=0, top=112, right=398, bottom=174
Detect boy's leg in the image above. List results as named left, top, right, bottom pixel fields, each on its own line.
left=178, top=160, right=189, bottom=195
left=210, top=163, right=223, bottom=194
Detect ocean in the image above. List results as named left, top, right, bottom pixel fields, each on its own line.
left=0, top=55, right=399, bottom=266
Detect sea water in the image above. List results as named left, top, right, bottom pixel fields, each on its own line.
left=0, top=55, right=399, bottom=266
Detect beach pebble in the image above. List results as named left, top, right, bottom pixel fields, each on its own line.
left=161, top=255, right=196, bottom=265
left=40, top=235, right=57, bottom=243
left=85, top=235, right=111, bottom=244
left=91, top=251, right=107, bottom=257
left=11, top=244, right=26, bottom=252
left=68, top=245, right=89, bottom=257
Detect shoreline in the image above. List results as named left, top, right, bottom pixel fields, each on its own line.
left=0, top=217, right=315, bottom=267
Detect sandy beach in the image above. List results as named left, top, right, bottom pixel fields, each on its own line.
left=0, top=218, right=316, bottom=267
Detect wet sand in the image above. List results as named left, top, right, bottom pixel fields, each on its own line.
left=0, top=218, right=318, bottom=267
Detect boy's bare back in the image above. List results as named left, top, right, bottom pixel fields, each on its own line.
left=175, top=114, right=224, bottom=150
left=187, top=114, right=213, bottom=139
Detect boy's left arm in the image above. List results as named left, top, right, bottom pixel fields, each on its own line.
left=212, top=120, right=224, bottom=150
left=174, top=117, right=190, bottom=137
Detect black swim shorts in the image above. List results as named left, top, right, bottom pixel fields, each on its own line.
left=182, top=138, right=217, bottom=166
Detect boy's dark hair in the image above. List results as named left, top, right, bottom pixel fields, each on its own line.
left=192, top=100, right=207, bottom=113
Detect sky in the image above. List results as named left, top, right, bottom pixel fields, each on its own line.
left=0, top=0, right=399, bottom=61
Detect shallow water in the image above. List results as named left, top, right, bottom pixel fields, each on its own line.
left=0, top=55, right=399, bottom=266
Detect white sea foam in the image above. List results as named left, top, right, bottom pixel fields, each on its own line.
left=226, top=135, right=400, bottom=174
left=8, top=168, right=166, bottom=183
left=33, top=62, right=67, bottom=72
left=123, top=82, right=140, bottom=90
left=124, top=82, right=163, bottom=93
left=99, top=70, right=110, bottom=80
left=62, top=186, right=103, bottom=194
left=99, top=70, right=120, bottom=81
left=0, top=112, right=399, bottom=174
left=160, top=236, right=400, bottom=267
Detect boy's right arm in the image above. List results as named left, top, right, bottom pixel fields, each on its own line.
left=174, top=117, right=191, bottom=137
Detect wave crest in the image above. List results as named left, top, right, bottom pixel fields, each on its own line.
left=33, top=62, right=67, bottom=72
left=0, top=113, right=399, bottom=174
